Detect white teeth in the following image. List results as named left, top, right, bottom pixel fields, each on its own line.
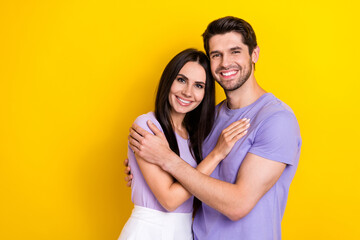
left=221, top=71, right=237, bottom=76
left=177, top=97, right=191, bottom=104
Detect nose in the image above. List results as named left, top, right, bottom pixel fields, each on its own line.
left=181, top=83, right=192, bottom=98
left=220, top=54, right=231, bottom=68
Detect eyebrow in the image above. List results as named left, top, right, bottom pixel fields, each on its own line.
left=230, top=46, right=242, bottom=51
left=209, top=50, right=221, bottom=55
left=177, top=74, right=188, bottom=80
left=178, top=74, right=205, bottom=84
left=210, top=46, right=243, bottom=55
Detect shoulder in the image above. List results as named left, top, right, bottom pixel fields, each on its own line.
left=134, top=112, right=163, bottom=134
left=251, top=94, right=302, bottom=146
left=134, top=112, right=157, bottom=125
left=257, top=95, right=300, bottom=132
left=249, top=96, right=302, bottom=162
left=266, top=109, right=298, bottom=127
left=249, top=112, right=301, bottom=165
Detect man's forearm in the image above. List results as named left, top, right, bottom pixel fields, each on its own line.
left=162, top=153, right=250, bottom=221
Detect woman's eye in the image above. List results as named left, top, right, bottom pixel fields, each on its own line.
left=195, top=84, right=204, bottom=89
left=177, top=77, right=185, bottom=83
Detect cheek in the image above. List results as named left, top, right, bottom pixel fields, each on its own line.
left=210, top=62, right=217, bottom=74
left=168, top=85, right=177, bottom=100
left=168, top=86, right=176, bottom=102
left=195, top=90, right=205, bottom=102
left=169, top=81, right=182, bottom=93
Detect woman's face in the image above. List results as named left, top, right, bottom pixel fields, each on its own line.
left=168, top=61, right=206, bottom=116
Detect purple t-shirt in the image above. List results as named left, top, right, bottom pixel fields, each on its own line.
left=193, top=93, right=302, bottom=240
left=128, top=112, right=197, bottom=213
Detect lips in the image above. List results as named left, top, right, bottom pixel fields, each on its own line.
left=220, top=70, right=238, bottom=78
left=176, top=96, right=192, bottom=106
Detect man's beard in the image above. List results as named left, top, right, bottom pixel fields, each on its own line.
left=216, top=60, right=252, bottom=92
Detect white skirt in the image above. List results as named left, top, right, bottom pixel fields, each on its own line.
left=119, top=205, right=193, bottom=240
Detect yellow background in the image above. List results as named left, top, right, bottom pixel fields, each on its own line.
left=1, top=0, right=359, bottom=239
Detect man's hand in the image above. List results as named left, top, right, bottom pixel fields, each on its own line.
left=124, top=158, right=132, bottom=187
left=128, top=120, right=174, bottom=168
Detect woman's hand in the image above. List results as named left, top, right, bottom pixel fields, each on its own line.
left=212, top=118, right=250, bottom=160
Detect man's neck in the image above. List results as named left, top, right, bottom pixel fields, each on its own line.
left=225, top=77, right=266, bottom=109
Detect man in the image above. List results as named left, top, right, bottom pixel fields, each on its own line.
left=126, top=16, right=301, bottom=239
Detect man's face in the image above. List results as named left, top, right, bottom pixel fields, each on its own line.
left=208, top=32, right=255, bottom=91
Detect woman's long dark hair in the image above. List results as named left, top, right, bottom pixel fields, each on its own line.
left=155, top=48, right=215, bottom=164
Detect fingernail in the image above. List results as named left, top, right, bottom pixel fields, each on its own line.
left=246, top=123, right=250, bottom=127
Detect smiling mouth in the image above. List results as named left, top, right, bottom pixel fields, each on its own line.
left=220, top=70, right=238, bottom=77
left=176, top=96, right=192, bottom=105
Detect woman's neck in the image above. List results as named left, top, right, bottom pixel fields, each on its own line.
left=170, top=111, right=188, bottom=139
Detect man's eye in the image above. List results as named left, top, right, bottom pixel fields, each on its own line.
left=211, top=54, right=220, bottom=59
left=232, top=51, right=240, bottom=54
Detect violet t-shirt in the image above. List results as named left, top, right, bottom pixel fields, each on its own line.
left=128, top=112, right=197, bottom=213
left=193, top=93, right=302, bottom=240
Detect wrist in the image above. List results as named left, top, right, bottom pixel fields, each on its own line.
left=161, top=150, right=180, bottom=173
left=210, top=149, right=225, bottom=162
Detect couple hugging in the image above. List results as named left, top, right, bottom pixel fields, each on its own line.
left=119, top=16, right=301, bottom=240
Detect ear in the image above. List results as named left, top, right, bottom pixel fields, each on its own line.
left=251, top=45, right=260, bottom=64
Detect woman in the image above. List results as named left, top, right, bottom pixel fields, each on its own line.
left=119, top=49, right=249, bottom=240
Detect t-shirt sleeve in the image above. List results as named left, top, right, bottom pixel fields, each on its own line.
left=248, top=110, right=301, bottom=165
left=133, top=113, right=163, bottom=136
